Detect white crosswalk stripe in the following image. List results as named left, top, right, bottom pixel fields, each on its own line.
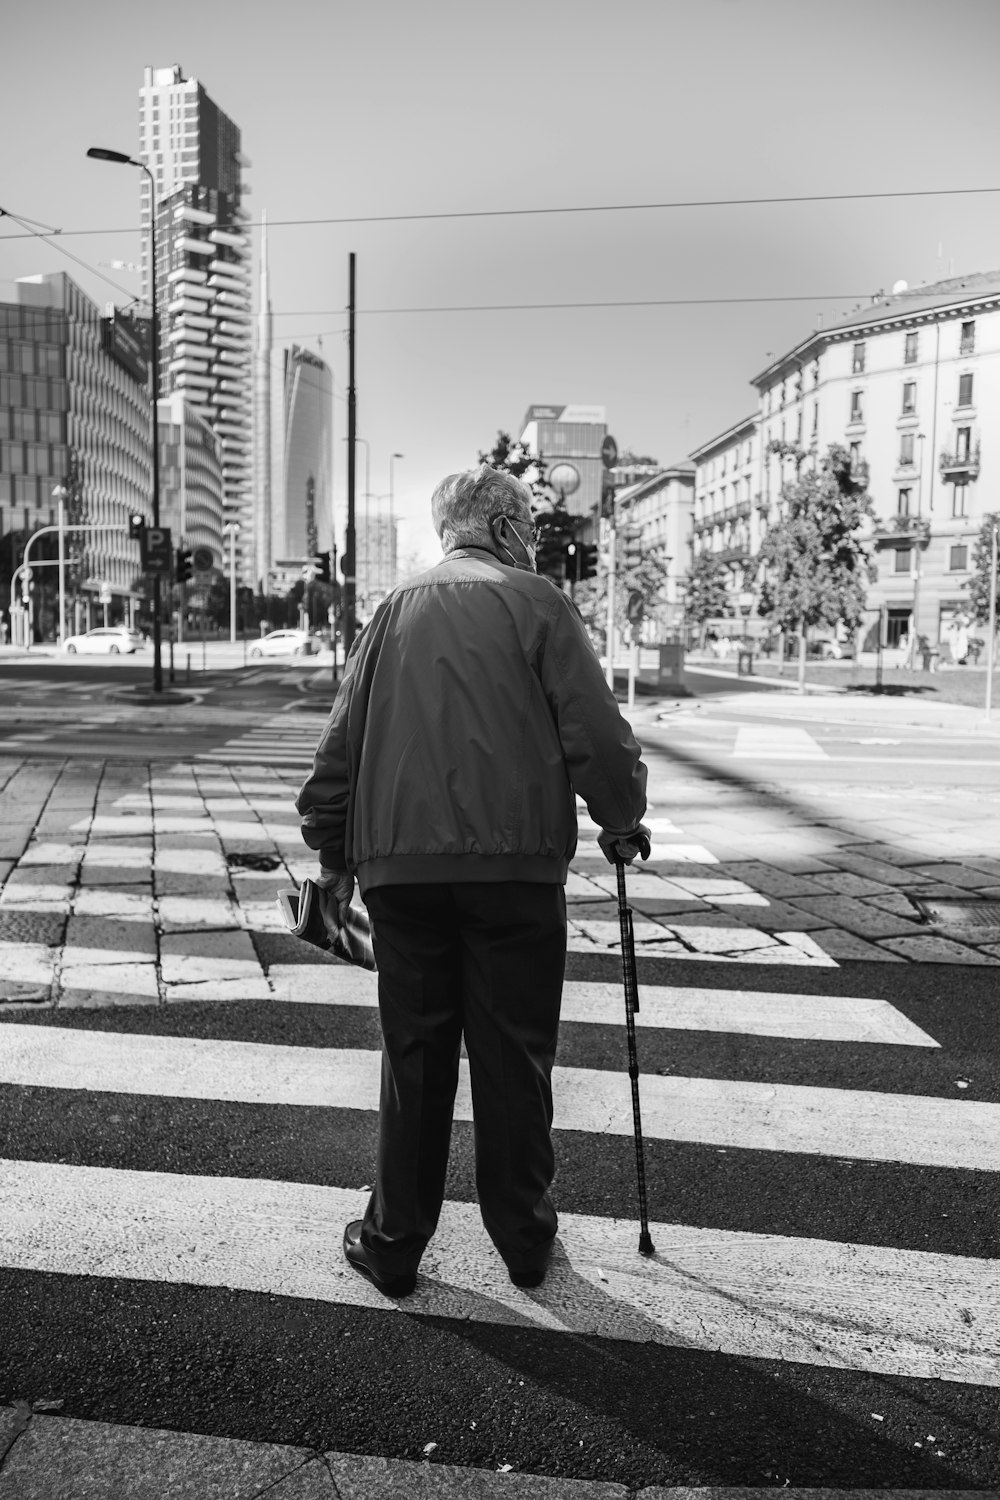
left=195, top=713, right=323, bottom=766
left=733, top=725, right=828, bottom=760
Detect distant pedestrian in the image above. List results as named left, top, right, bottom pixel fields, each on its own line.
left=297, top=464, right=650, bottom=1297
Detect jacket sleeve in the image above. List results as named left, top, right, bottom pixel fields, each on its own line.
left=295, top=637, right=364, bottom=870
left=537, top=592, right=648, bottom=834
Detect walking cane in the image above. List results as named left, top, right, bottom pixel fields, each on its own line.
left=615, top=854, right=655, bottom=1256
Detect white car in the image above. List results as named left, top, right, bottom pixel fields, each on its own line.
left=249, top=629, right=318, bottom=659
left=62, top=626, right=144, bottom=655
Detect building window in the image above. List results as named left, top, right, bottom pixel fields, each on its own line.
left=958, top=372, right=974, bottom=407
left=898, top=487, right=912, bottom=516
left=949, top=544, right=969, bottom=571
left=960, top=320, right=975, bottom=355
left=812, top=403, right=819, bottom=436
left=955, top=426, right=972, bottom=462
left=812, top=360, right=820, bottom=386
left=899, top=432, right=915, bottom=466
left=852, top=342, right=866, bottom=374
left=849, top=441, right=862, bottom=473
left=952, top=483, right=968, bottom=518
left=849, top=389, right=864, bottom=422
left=796, top=412, right=803, bottom=443
left=894, top=548, right=912, bottom=574
left=904, top=331, right=918, bottom=365
left=901, top=382, right=917, bottom=415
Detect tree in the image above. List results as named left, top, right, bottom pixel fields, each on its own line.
left=756, top=443, right=875, bottom=692
left=966, top=512, right=1000, bottom=627
left=684, top=551, right=732, bottom=629
left=477, top=429, right=574, bottom=582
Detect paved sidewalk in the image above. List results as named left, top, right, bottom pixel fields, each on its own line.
left=1, top=737, right=999, bottom=1012
left=0, top=1404, right=981, bottom=1500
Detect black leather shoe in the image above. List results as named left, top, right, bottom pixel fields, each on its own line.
left=508, top=1264, right=547, bottom=1289
left=343, top=1220, right=417, bottom=1298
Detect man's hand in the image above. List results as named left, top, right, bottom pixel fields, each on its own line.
left=597, top=822, right=653, bottom=866
left=315, top=867, right=355, bottom=926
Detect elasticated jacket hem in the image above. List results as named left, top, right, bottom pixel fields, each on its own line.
left=357, top=852, right=569, bottom=895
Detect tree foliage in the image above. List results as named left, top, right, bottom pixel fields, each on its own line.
left=965, top=512, right=1000, bottom=627
left=684, top=550, right=732, bottom=625
left=757, top=444, right=875, bottom=635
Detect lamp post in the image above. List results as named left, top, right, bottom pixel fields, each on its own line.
left=51, top=484, right=68, bottom=646
left=224, top=521, right=240, bottom=644
left=87, top=146, right=163, bottom=694
left=388, top=452, right=403, bottom=590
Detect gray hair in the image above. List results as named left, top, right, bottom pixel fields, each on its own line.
left=431, top=464, right=534, bottom=553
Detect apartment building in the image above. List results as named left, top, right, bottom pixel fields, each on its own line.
left=751, top=270, right=1000, bottom=649
left=614, top=460, right=695, bottom=631
left=689, top=416, right=762, bottom=616
left=520, top=404, right=608, bottom=518
left=139, top=65, right=252, bottom=579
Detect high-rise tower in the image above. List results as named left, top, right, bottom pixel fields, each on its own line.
left=139, top=64, right=252, bottom=574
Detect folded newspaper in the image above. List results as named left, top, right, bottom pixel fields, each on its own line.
left=275, top=880, right=377, bottom=971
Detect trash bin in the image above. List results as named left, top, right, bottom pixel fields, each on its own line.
left=737, top=649, right=754, bottom=677
left=657, top=643, right=685, bottom=691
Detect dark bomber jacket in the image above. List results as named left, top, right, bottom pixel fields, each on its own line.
left=296, top=547, right=648, bottom=894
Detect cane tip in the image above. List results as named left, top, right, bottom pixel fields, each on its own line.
left=638, top=1233, right=655, bottom=1256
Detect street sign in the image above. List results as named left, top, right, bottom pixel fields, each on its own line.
left=601, top=434, right=618, bottom=469
left=98, top=583, right=112, bottom=605
left=192, top=545, right=214, bottom=573
left=140, top=526, right=172, bottom=575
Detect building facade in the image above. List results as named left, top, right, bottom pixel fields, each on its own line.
left=357, top=510, right=396, bottom=615
left=613, top=460, right=695, bottom=632
left=751, top=271, right=1000, bottom=651
left=689, top=415, right=762, bottom=616
left=0, top=273, right=151, bottom=640
left=520, top=403, right=608, bottom=518
left=139, top=65, right=252, bottom=578
left=158, top=391, right=225, bottom=565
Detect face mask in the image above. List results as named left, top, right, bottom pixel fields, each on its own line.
left=497, top=521, right=536, bottom=573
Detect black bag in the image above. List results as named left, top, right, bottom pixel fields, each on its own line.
left=275, top=881, right=377, bottom=971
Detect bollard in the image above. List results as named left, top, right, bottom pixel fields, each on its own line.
left=168, top=638, right=175, bottom=685
left=186, top=652, right=191, bottom=685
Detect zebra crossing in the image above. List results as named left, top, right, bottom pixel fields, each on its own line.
left=1, top=759, right=999, bottom=1489
left=195, top=710, right=326, bottom=767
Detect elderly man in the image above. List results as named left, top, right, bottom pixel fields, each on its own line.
left=297, top=464, right=650, bottom=1297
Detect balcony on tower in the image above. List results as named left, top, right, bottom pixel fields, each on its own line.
left=939, top=441, right=980, bottom=480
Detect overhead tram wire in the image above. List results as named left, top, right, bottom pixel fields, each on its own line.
left=0, top=205, right=140, bottom=303
left=2, top=182, right=1000, bottom=241
left=271, top=292, right=871, bottom=320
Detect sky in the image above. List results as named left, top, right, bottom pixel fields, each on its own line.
left=3, top=0, right=1000, bottom=566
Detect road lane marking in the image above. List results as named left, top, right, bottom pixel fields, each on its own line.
left=0, top=1025, right=980, bottom=1168
left=267, top=966, right=938, bottom=1045
left=3, top=1158, right=995, bottom=1385
left=733, top=726, right=828, bottom=760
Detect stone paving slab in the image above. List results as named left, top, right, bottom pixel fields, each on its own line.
left=73, top=889, right=154, bottom=919
left=158, top=895, right=241, bottom=931
left=159, top=928, right=263, bottom=984
left=787, top=894, right=925, bottom=940
left=879, top=934, right=1000, bottom=964
left=59, top=962, right=159, bottom=1005
left=805, top=928, right=907, bottom=962
left=63, top=915, right=157, bottom=956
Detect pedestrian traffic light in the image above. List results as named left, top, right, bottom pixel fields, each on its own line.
left=313, top=550, right=332, bottom=583
left=128, top=512, right=145, bottom=540
left=619, top=524, right=644, bottom=572
left=175, top=547, right=193, bottom=584
left=579, top=544, right=599, bottom=581
left=340, top=540, right=355, bottom=580
left=564, top=541, right=578, bottom=581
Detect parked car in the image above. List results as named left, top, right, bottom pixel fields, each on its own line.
left=248, top=629, right=319, bottom=659
left=62, top=626, right=144, bottom=655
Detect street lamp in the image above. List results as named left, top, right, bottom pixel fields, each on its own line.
left=224, top=522, right=241, bottom=644
left=86, top=146, right=163, bottom=693
left=388, top=452, right=404, bottom=590
left=909, top=431, right=927, bottom=670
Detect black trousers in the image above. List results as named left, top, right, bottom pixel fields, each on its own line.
left=360, top=881, right=567, bottom=1277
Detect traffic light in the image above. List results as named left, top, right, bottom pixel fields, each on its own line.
left=175, top=547, right=193, bottom=584
left=563, top=541, right=578, bottom=582
left=128, top=512, right=145, bottom=540
left=313, top=550, right=332, bottom=583
left=619, top=523, right=644, bottom=572
left=340, top=540, right=355, bottom=580
left=579, top=544, right=599, bottom=581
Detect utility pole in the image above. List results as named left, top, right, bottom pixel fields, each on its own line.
left=344, top=253, right=357, bottom=654
left=604, top=520, right=617, bottom=690
left=986, top=523, right=998, bottom=722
